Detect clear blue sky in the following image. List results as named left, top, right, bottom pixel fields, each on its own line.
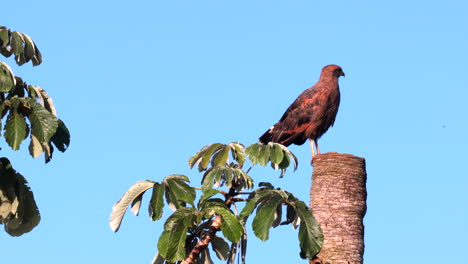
left=2, top=0, right=467, bottom=263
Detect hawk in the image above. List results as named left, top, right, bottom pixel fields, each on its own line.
left=259, top=64, right=345, bottom=157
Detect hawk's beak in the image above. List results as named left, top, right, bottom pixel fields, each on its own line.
left=341, top=72, right=345, bottom=77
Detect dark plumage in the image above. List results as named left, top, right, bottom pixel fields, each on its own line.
left=259, top=64, right=345, bottom=156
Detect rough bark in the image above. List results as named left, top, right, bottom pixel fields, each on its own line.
left=309, top=152, right=367, bottom=264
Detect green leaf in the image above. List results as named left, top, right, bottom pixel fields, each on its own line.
left=211, top=235, right=230, bottom=261
left=252, top=192, right=286, bottom=241
left=212, top=145, right=230, bottom=166
left=199, top=143, right=223, bottom=171
left=25, top=98, right=58, bottom=143
left=294, top=200, right=323, bottom=259
left=21, top=33, right=35, bottom=64
left=10, top=31, right=24, bottom=56
left=0, top=27, right=9, bottom=48
left=0, top=61, right=15, bottom=92
left=109, top=180, right=155, bottom=232
left=257, top=143, right=271, bottom=166
left=158, top=208, right=196, bottom=262
left=0, top=158, right=41, bottom=236
left=280, top=144, right=298, bottom=171
left=270, top=143, right=284, bottom=164
left=50, top=119, right=70, bottom=152
left=239, top=190, right=274, bottom=222
left=4, top=108, right=28, bottom=150
left=245, top=143, right=262, bottom=165
left=201, top=166, right=223, bottom=192
left=189, top=144, right=210, bottom=169
left=203, top=205, right=242, bottom=243
left=165, top=175, right=196, bottom=207
left=197, top=189, right=221, bottom=209
left=149, top=182, right=165, bottom=221
left=229, top=142, right=246, bottom=166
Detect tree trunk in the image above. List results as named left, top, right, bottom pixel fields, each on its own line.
left=309, top=152, right=367, bottom=264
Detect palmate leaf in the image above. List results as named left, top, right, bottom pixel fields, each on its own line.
left=189, top=142, right=247, bottom=172
left=246, top=142, right=298, bottom=177
left=109, top=180, right=155, bottom=232
left=229, top=142, right=246, bottom=166
left=158, top=208, right=197, bottom=262
left=203, top=205, right=242, bottom=243
left=239, top=189, right=275, bottom=222
left=212, top=145, right=230, bottom=167
left=201, top=164, right=252, bottom=192
left=251, top=191, right=287, bottom=241
left=4, top=108, right=28, bottom=150
left=163, top=174, right=196, bottom=209
left=199, top=143, right=223, bottom=171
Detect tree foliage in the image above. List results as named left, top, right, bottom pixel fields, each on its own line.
left=0, top=26, right=70, bottom=236
left=110, top=142, right=323, bottom=264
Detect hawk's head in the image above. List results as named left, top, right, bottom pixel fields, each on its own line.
left=322, top=64, right=345, bottom=78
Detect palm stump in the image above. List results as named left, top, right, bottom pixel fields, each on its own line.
left=310, top=153, right=367, bottom=264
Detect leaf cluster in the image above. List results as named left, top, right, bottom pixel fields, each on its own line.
left=0, top=157, right=40, bottom=236
left=0, top=26, right=42, bottom=66
left=0, top=26, right=70, bottom=163
left=110, top=141, right=322, bottom=264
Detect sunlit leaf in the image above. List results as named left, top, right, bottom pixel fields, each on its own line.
left=270, top=143, right=284, bottom=164
left=257, top=144, right=271, bottom=166
left=229, top=142, right=246, bottom=166
left=28, top=134, right=43, bottom=158
left=130, top=192, right=144, bottom=216
left=109, top=180, right=155, bottom=232
left=189, top=145, right=210, bottom=169
left=212, top=145, right=230, bottom=167
left=199, top=143, right=223, bottom=171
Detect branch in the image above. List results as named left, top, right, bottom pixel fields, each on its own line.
left=181, top=216, right=222, bottom=264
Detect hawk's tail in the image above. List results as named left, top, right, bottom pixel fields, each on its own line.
left=259, top=128, right=273, bottom=144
